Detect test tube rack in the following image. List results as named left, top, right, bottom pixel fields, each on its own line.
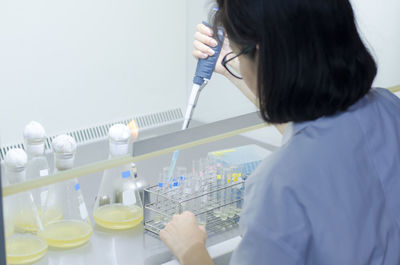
left=144, top=173, right=245, bottom=237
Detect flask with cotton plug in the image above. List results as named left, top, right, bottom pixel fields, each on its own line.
left=93, top=124, right=143, bottom=230
left=23, top=121, right=51, bottom=218
left=39, top=135, right=92, bottom=248
left=4, top=148, right=48, bottom=264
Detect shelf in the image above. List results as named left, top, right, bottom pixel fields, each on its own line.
left=2, top=112, right=267, bottom=197
left=389, top=85, right=400, bottom=93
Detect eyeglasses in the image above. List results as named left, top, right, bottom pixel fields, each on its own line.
left=221, top=46, right=254, bottom=79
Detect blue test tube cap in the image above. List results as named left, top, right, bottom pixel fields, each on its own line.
left=173, top=178, right=179, bottom=187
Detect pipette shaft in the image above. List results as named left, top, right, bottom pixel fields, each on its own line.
left=167, top=19, right=224, bottom=182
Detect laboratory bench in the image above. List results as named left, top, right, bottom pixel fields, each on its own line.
left=1, top=112, right=278, bottom=265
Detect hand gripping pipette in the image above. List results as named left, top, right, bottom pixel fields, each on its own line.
left=166, top=20, right=225, bottom=183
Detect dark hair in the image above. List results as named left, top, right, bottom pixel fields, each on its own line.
left=213, top=0, right=377, bottom=123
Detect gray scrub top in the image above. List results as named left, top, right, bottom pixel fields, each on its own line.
left=230, top=88, right=400, bottom=265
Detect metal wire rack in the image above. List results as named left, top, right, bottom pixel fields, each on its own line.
left=144, top=173, right=245, bottom=236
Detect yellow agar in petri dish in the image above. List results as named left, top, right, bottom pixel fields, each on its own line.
left=6, top=235, right=47, bottom=264
left=39, top=220, right=92, bottom=248
left=93, top=204, right=143, bottom=230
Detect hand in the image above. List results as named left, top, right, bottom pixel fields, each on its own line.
left=192, top=23, right=233, bottom=76
left=192, top=24, right=255, bottom=108
left=160, top=211, right=207, bottom=263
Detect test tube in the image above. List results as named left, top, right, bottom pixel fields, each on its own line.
left=177, top=167, right=187, bottom=188
left=213, top=165, right=223, bottom=218
left=196, top=212, right=207, bottom=227
left=152, top=173, right=163, bottom=223
left=163, top=167, right=172, bottom=191
left=235, top=171, right=244, bottom=216
left=176, top=167, right=186, bottom=200
left=228, top=167, right=238, bottom=218
left=198, top=158, right=211, bottom=212
left=193, top=161, right=201, bottom=196
left=219, top=168, right=230, bottom=221
left=161, top=167, right=172, bottom=223
left=183, top=172, right=193, bottom=195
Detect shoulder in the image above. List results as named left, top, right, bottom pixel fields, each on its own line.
left=243, top=110, right=361, bottom=220
left=242, top=142, right=312, bottom=226
left=348, top=87, right=400, bottom=121
left=246, top=128, right=336, bottom=196
left=243, top=87, right=399, bottom=214
left=369, top=87, right=400, bottom=106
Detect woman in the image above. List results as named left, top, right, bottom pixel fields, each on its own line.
left=160, top=0, right=400, bottom=264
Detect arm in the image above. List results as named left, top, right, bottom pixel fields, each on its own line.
left=180, top=243, right=214, bottom=265
left=160, top=211, right=214, bottom=265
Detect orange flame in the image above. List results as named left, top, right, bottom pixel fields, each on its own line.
left=128, top=119, right=139, bottom=140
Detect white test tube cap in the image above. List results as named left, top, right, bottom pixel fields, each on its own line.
left=52, top=134, right=77, bottom=170
left=109, top=124, right=130, bottom=156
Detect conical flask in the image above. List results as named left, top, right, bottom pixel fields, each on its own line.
left=3, top=196, right=14, bottom=239
left=2, top=172, right=14, bottom=239
left=23, top=121, right=51, bottom=217
left=4, top=148, right=48, bottom=265
left=93, top=124, right=143, bottom=230
left=39, top=135, right=92, bottom=248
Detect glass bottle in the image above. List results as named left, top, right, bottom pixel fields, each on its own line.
left=93, top=124, right=143, bottom=230
left=39, top=135, right=92, bottom=248
left=23, top=121, right=51, bottom=217
left=4, top=148, right=48, bottom=264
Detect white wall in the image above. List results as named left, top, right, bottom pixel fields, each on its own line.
left=351, top=0, right=400, bottom=88
left=1, top=0, right=398, bottom=146
left=0, top=0, right=187, bottom=145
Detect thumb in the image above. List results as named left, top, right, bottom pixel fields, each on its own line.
left=198, top=225, right=206, bottom=233
left=198, top=225, right=207, bottom=241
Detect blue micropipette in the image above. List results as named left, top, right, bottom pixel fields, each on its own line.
left=167, top=17, right=225, bottom=183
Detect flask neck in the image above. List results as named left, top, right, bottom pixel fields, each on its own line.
left=54, top=152, right=75, bottom=171
left=109, top=142, right=129, bottom=157
left=26, top=142, right=46, bottom=158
